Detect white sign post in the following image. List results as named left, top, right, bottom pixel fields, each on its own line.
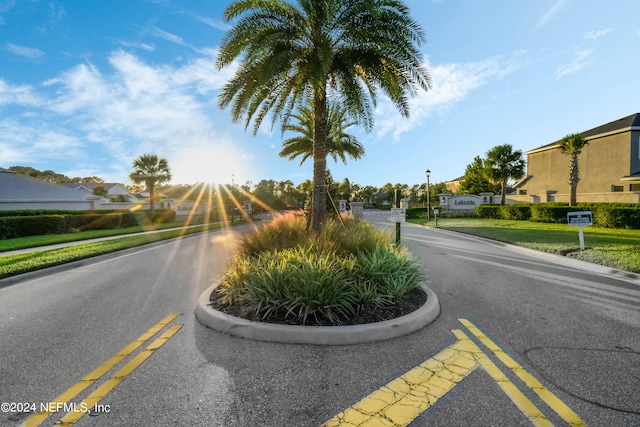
left=567, top=211, right=592, bottom=251
left=390, top=208, right=406, bottom=223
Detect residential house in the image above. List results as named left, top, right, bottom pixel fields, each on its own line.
left=0, top=168, right=101, bottom=210
left=514, top=113, right=640, bottom=203
left=61, top=182, right=136, bottom=203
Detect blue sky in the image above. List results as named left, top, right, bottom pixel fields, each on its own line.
left=1, top=0, right=638, bottom=188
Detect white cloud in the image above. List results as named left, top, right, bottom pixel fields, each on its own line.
left=375, top=54, right=521, bottom=142
left=5, top=43, right=45, bottom=59
left=584, top=29, right=612, bottom=39
left=151, top=27, right=187, bottom=46
left=35, top=49, right=252, bottom=183
left=556, top=49, right=593, bottom=79
left=533, top=0, right=565, bottom=32
left=0, top=79, right=42, bottom=106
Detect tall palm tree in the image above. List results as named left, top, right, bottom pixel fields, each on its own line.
left=129, top=154, right=172, bottom=215
left=279, top=104, right=365, bottom=166
left=558, top=133, right=589, bottom=206
left=216, top=0, right=431, bottom=232
left=484, top=144, right=525, bottom=205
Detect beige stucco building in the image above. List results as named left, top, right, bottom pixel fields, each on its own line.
left=514, top=113, right=640, bottom=203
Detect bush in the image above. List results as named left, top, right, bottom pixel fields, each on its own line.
left=593, top=206, right=640, bottom=229
left=0, top=215, right=68, bottom=239
left=406, top=207, right=428, bottom=219
left=530, top=204, right=574, bottom=223
left=216, top=212, right=423, bottom=325
left=67, top=213, right=123, bottom=231
left=500, top=204, right=532, bottom=220
left=475, top=205, right=501, bottom=219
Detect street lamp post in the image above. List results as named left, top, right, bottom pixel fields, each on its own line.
left=426, top=169, right=431, bottom=221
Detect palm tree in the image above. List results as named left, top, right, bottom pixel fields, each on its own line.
left=558, top=133, right=589, bottom=206
left=216, top=0, right=431, bottom=232
left=279, top=104, right=365, bottom=166
left=129, top=154, right=172, bottom=215
left=484, top=144, right=525, bottom=205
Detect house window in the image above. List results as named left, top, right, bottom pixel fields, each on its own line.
left=631, top=183, right=640, bottom=192
left=612, top=185, right=624, bottom=192
left=519, top=189, right=527, bottom=195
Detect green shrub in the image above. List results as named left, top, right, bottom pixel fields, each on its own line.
left=67, top=213, right=123, bottom=231
left=500, top=204, right=532, bottom=220
left=0, top=215, right=68, bottom=239
left=217, top=212, right=423, bottom=325
left=406, top=207, right=428, bottom=219
left=475, top=205, right=501, bottom=219
left=593, top=206, right=640, bottom=229
left=530, top=204, right=574, bottom=223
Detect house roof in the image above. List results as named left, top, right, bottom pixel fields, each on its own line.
left=0, top=168, right=89, bottom=201
left=526, top=112, right=640, bottom=155
left=60, top=182, right=122, bottom=191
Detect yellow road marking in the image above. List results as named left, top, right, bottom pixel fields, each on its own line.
left=57, top=324, right=182, bottom=426
left=451, top=329, right=552, bottom=427
left=459, top=318, right=586, bottom=427
left=322, top=338, right=480, bottom=426
left=23, top=312, right=180, bottom=427
left=324, top=319, right=585, bottom=426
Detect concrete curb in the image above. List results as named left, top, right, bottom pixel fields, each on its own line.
left=194, top=282, right=440, bottom=345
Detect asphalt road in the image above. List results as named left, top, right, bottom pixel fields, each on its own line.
left=1, top=213, right=639, bottom=426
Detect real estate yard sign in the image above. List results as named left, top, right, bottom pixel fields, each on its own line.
left=567, top=211, right=592, bottom=251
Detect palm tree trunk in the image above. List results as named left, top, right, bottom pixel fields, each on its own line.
left=568, top=153, right=580, bottom=206
left=311, top=88, right=328, bottom=233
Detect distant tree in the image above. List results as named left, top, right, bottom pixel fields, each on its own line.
left=92, top=185, right=108, bottom=197
left=459, top=156, right=497, bottom=195
left=558, top=133, right=589, bottom=206
left=9, top=166, right=70, bottom=183
left=279, top=104, right=365, bottom=166
left=128, top=154, right=172, bottom=215
left=71, top=176, right=104, bottom=183
left=484, top=144, right=526, bottom=205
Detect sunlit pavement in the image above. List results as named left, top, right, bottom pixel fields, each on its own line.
left=1, top=213, right=639, bottom=426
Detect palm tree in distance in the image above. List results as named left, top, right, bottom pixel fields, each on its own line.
left=484, top=144, right=526, bottom=205
left=279, top=104, right=365, bottom=166
left=216, top=0, right=431, bottom=232
left=129, top=154, right=172, bottom=215
left=558, top=133, right=589, bottom=206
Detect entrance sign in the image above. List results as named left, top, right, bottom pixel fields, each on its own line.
left=567, top=211, right=592, bottom=251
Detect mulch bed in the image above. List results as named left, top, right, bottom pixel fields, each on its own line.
left=209, top=286, right=427, bottom=327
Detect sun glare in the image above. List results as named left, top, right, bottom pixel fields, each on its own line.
left=171, top=145, right=252, bottom=185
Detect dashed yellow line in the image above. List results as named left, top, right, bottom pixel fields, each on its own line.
left=57, top=324, right=182, bottom=426
left=459, top=318, right=586, bottom=427
left=23, top=312, right=181, bottom=427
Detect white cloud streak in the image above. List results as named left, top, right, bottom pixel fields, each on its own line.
left=584, top=29, right=612, bottom=39
left=375, top=53, right=522, bottom=142
left=533, top=0, right=565, bottom=32
left=5, top=43, right=45, bottom=59
left=556, top=49, right=593, bottom=79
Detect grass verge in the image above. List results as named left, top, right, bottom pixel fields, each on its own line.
left=410, top=217, right=640, bottom=273
left=0, top=221, right=218, bottom=252
left=0, top=222, right=234, bottom=280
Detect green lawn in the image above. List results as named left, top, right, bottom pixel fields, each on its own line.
left=409, top=217, right=640, bottom=274
left=0, top=221, right=242, bottom=280
left=0, top=222, right=217, bottom=252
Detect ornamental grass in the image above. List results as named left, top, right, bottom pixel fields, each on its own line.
left=215, top=211, right=424, bottom=325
